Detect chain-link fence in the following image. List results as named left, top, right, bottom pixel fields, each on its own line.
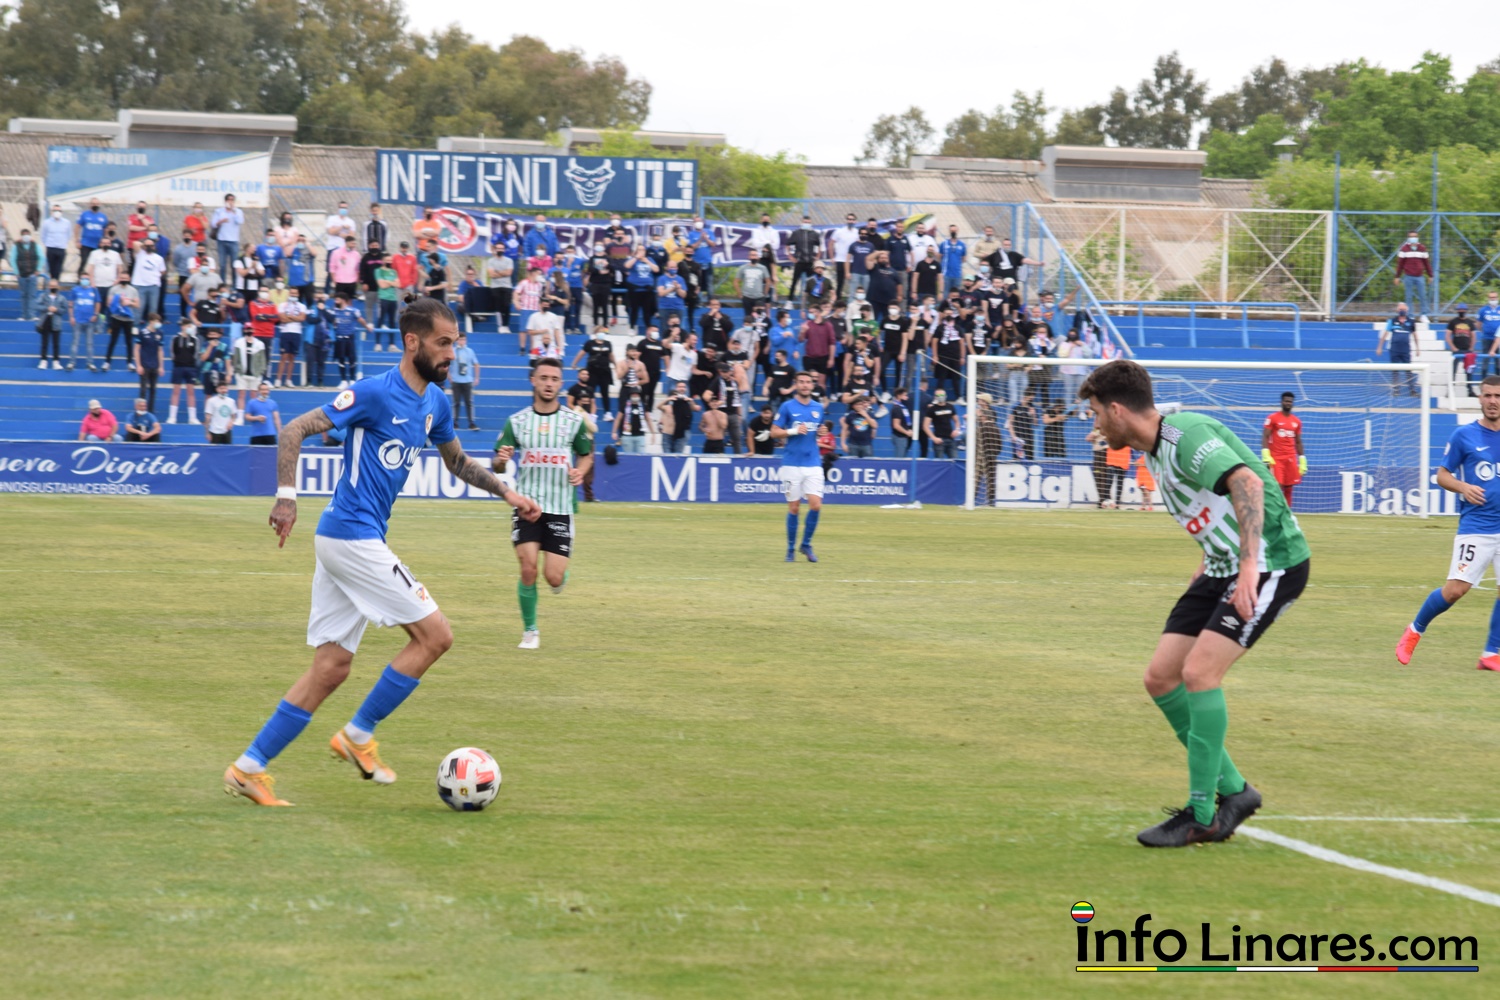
left=1336, top=212, right=1500, bottom=317
left=1034, top=205, right=1331, bottom=316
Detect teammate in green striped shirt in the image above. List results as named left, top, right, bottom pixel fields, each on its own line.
left=1080, top=360, right=1310, bottom=848
left=493, top=357, right=594, bottom=649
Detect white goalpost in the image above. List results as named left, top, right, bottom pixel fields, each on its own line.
left=963, top=356, right=1431, bottom=516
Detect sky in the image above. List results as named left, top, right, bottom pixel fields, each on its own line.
left=407, top=1, right=1496, bottom=165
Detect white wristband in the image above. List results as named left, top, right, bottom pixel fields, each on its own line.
left=276, top=486, right=297, bottom=501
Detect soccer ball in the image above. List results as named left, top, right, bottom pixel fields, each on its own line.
left=436, top=747, right=501, bottom=812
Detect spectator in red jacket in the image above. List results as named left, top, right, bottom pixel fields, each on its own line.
left=391, top=241, right=421, bottom=298
left=78, top=399, right=118, bottom=441
left=247, top=287, right=280, bottom=354
left=1395, top=229, right=1432, bottom=318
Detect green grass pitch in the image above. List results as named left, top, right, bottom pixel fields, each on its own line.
left=2, top=497, right=1498, bottom=998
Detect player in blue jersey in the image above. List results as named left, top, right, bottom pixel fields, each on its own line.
left=770, top=371, right=826, bottom=562
left=224, top=298, right=541, bottom=806
left=1396, top=375, right=1500, bottom=671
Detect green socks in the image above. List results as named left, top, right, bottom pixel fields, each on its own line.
left=518, top=580, right=538, bottom=631
left=1185, top=688, right=1231, bottom=825
left=1153, top=683, right=1245, bottom=812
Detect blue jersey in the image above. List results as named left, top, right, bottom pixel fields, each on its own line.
left=1441, top=421, right=1500, bottom=534
left=316, top=367, right=457, bottom=541
left=70, top=285, right=99, bottom=322
left=940, top=238, right=966, bottom=276
left=286, top=248, right=313, bottom=287
left=1386, top=315, right=1415, bottom=352
left=332, top=306, right=363, bottom=339
left=1479, top=303, right=1500, bottom=339
left=775, top=396, right=825, bottom=466
left=627, top=260, right=657, bottom=288
left=255, top=243, right=285, bottom=272
left=78, top=210, right=108, bottom=248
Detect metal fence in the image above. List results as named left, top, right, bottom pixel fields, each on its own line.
left=1334, top=211, right=1500, bottom=318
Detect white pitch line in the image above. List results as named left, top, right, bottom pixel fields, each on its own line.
left=1238, top=826, right=1500, bottom=908
left=1259, top=816, right=1500, bottom=823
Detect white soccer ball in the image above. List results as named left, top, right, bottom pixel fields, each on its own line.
left=436, top=747, right=501, bottom=812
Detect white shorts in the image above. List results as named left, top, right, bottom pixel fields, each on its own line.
left=236, top=373, right=263, bottom=391
left=1448, top=533, right=1500, bottom=585
left=308, top=535, right=440, bottom=653
left=780, top=465, right=825, bottom=502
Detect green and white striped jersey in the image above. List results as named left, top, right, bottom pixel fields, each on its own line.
left=1145, top=411, right=1310, bottom=577
left=496, top=405, right=593, bottom=515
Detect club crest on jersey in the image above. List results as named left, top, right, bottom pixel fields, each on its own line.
left=425, top=413, right=433, bottom=436
left=332, top=389, right=355, bottom=411
left=378, top=438, right=422, bottom=471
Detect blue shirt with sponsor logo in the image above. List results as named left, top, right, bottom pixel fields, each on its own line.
left=331, top=305, right=363, bottom=339
left=70, top=285, right=99, bottom=323
left=1479, top=303, right=1500, bottom=339
left=78, top=210, right=109, bottom=249
left=774, top=396, right=825, bottom=467
left=1441, top=421, right=1500, bottom=534
left=315, top=366, right=457, bottom=541
left=940, top=237, right=966, bottom=277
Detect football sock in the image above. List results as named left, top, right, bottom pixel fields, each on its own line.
left=1185, top=688, right=1230, bottom=826
left=1412, top=588, right=1453, bottom=634
left=786, top=512, right=798, bottom=547
left=1152, top=683, right=1245, bottom=796
left=241, top=699, right=313, bottom=770
left=1486, top=599, right=1500, bottom=655
left=350, top=664, right=420, bottom=735
left=518, top=580, right=538, bottom=631
left=802, top=509, right=820, bottom=545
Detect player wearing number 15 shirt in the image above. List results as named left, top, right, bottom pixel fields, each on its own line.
left=1395, top=376, right=1500, bottom=671
left=224, top=299, right=540, bottom=807
left=1080, top=360, right=1310, bottom=849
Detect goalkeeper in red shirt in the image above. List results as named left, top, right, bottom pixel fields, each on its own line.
left=1261, top=392, right=1305, bottom=506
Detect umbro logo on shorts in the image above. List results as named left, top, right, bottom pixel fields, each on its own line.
left=1220, top=614, right=1240, bottom=629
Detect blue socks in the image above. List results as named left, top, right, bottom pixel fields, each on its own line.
left=350, top=665, right=420, bottom=735
left=244, top=700, right=312, bottom=767
left=1486, top=600, right=1500, bottom=655
left=786, top=512, right=798, bottom=548
left=1412, top=588, right=1453, bottom=634
left=802, top=509, right=820, bottom=546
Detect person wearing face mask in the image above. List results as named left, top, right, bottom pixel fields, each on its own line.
left=411, top=205, right=441, bottom=257
left=746, top=213, right=781, bottom=298
left=878, top=304, right=911, bottom=397
left=39, top=203, right=73, bottom=281
left=688, top=217, right=717, bottom=303
left=391, top=241, right=419, bottom=300
left=484, top=242, right=516, bottom=332
left=184, top=202, right=210, bottom=247
left=210, top=194, right=244, bottom=278
left=283, top=236, right=315, bottom=303
left=171, top=230, right=198, bottom=319
left=490, top=218, right=523, bottom=263
left=558, top=245, right=585, bottom=334
left=36, top=280, right=66, bottom=368
left=11, top=228, right=42, bottom=321
left=67, top=273, right=101, bottom=372
left=523, top=213, right=559, bottom=259
left=76, top=199, right=109, bottom=272
left=275, top=212, right=300, bottom=256
left=126, top=201, right=155, bottom=266
left=787, top=215, right=822, bottom=300
left=134, top=312, right=166, bottom=412
left=585, top=242, right=613, bottom=329
left=940, top=226, right=967, bottom=296
left=364, top=202, right=388, bottom=252
left=131, top=237, right=166, bottom=329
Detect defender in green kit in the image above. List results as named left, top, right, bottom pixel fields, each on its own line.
left=493, top=357, right=594, bottom=649
left=1078, top=360, right=1310, bottom=848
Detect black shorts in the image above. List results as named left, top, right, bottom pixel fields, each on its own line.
left=512, top=510, right=573, bottom=557
left=1163, top=559, right=1309, bottom=649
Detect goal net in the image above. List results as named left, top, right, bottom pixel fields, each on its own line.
left=964, top=356, right=1431, bottom=516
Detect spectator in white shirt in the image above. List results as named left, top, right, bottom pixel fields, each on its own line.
left=39, top=203, right=73, bottom=280
left=828, top=213, right=860, bottom=299
left=210, top=194, right=245, bottom=278
left=130, top=238, right=166, bottom=322
left=202, top=380, right=239, bottom=444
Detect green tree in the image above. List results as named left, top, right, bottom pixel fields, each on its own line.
left=1202, top=113, right=1292, bottom=178
left=939, top=91, right=1049, bottom=159
left=1096, top=52, right=1207, bottom=148
left=859, top=107, right=934, bottom=167
left=577, top=130, right=806, bottom=218
left=1050, top=106, right=1105, bottom=146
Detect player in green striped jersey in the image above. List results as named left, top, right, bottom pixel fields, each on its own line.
left=1080, top=360, right=1311, bottom=848
left=493, top=358, right=594, bottom=649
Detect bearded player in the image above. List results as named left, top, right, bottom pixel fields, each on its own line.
left=1260, top=392, right=1306, bottom=506
left=1395, top=376, right=1500, bottom=671
left=224, top=298, right=541, bottom=807
left=1080, top=360, right=1310, bottom=847
left=493, top=357, right=595, bottom=650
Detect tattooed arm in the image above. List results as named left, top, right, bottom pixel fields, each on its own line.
left=437, top=438, right=541, bottom=521
left=268, top=408, right=335, bottom=548
left=1226, top=466, right=1264, bottom=620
